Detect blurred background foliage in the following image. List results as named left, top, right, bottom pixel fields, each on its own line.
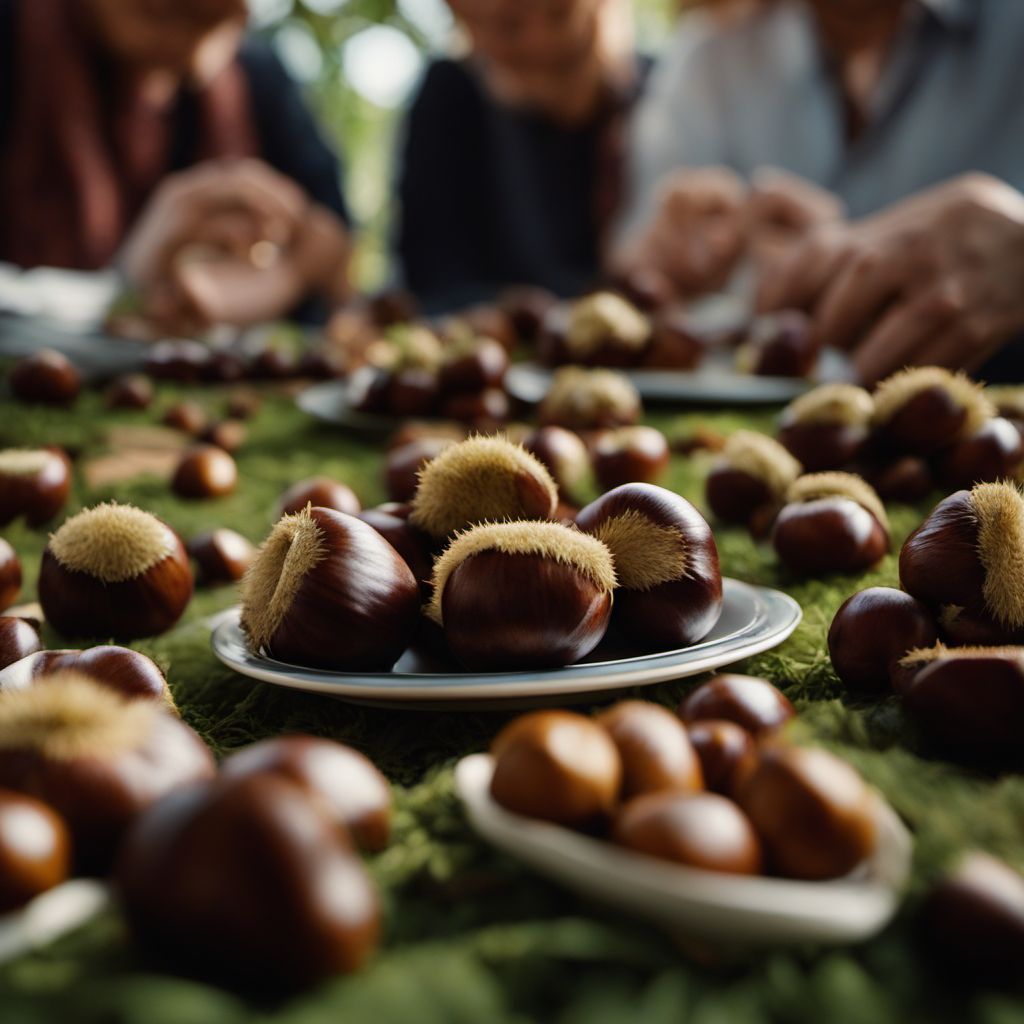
left=247, top=0, right=674, bottom=289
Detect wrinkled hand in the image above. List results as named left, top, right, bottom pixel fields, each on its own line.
left=758, top=174, right=1024, bottom=383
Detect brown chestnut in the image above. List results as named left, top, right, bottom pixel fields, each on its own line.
left=39, top=502, right=193, bottom=640
left=240, top=506, right=420, bottom=671
left=737, top=745, right=876, bottom=880
left=499, top=285, right=557, bottom=341
left=771, top=472, right=889, bottom=576
left=576, top=483, right=723, bottom=650
left=385, top=437, right=454, bottom=504
left=0, top=539, right=20, bottom=612
left=592, top=426, right=670, bottom=492
left=490, top=710, right=621, bottom=826
left=678, top=674, right=795, bottom=736
left=277, top=476, right=361, bottom=518
left=8, top=349, right=80, bottom=405
left=595, top=700, right=703, bottom=798
left=221, top=735, right=391, bottom=851
left=116, top=772, right=379, bottom=989
left=686, top=719, right=757, bottom=796
left=428, top=521, right=615, bottom=670
left=642, top=308, right=706, bottom=370
left=541, top=292, right=650, bottom=368
left=0, top=787, right=71, bottom=912
left=900, top=482, right=1024, bottom=644
left=200, top=419, right=247, bottom=454
left=777, top=383, right=873, bottom=471
left=354, top=508, right=433, bottom=593
left=827, top=587, right=939, bottom=693
left=440, top=387, right=511, bottom=428
left=0, top=617, right=42, bottom=671
left=225, top=390, right=262, bottom=420
left=171, top=444, right=237, bottom=499
left=144, top=340, right=212, bottom=382
left=936, top=416, right=1023, bottom=491
left=735, top=311, right=818, bottom=378
left=410, top=436, right=557, bottom=540
left=388, top=367, right=439, bottom=417
left=187, top=529, right=255, bottom=586
left=450, top=304, right=518, bottom=352
left=523, top=425, right=592, bottom=505
left=104, top=373, right=154, bottom=410
left=613, top=791, right=763, bottom=874
left=865, top=455, right=935, bottom=504
left=0, top=674, right=214, bottom=872
left=705, top=430, right=802, bottom=529
left=161, top=400, right=209, bottom=436
left=0, top=447, right=72, bottom=526
left=439, top=335, right=509, bottom=396
left=538, top=367, right=642, bottom=431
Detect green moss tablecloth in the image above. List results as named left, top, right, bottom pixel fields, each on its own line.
left=2, top=386, right=1023, bottom=1024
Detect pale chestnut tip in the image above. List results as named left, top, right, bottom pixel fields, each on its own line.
left=719, top=431, right=803, bottom=497
left=538, top=367, right=642, bottom=430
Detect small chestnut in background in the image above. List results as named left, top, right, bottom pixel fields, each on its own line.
left=642, top=308, right=707, bottom=370
left=162, top=400, right=209, bottom=436
left=935, top=416, right=1023, bottom=491
left=777, top=383, right=873, bottom=472
left=0, top=447, right=72, bottom=527
left=735, top=311, right=818, bottom=378
left=145, top=340, right=212, bottom=382
left=678, top=674, right=795, bottom=736
left=226, top=390, right=262, bottom=420
left=540, top=292, right=650, bottom=368
left=828, top=587, right=939, bottom=693
left=591, top=426, right=670, bottom=492
left=0, top=539, right=22, bottom=612
left=39, top=502, right=193, bottom=640
left=686, top=719, right=757, bottom=796
left=385, top=437, right=454, bottom=504
left=277, top=476, right=361, bottom=518
left=538, top=367, right=642, bottom=431
left=188, top=529, right=255, bottom=586
left=172, top=445, right=238, bottom=499
left=0, top=788, right=71, bottom=912
left=0, top=617, right=42, bottom=672
left=771, top=472, right=889, bottom=576
left=489, top=710, right=621, bottom=827
left=499, top=284, right=557, bottom=341
left=865, top=456, right=934, bottom=504
left=104, top=373, right=154, bottom=411
left=440, top=387, right=511, bottom=429
left=200, top=419, right=247, bottom=454
left=523, top=426, right=592, bottom=505
left=8, top=349, right=81, bottom=405
left=438, top=335, right=508, bottom=396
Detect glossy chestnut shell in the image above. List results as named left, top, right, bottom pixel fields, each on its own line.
left=686, top=719, right=757, bottom=796
left=0, top=447, right=72, bottom=527
left=187, top=529, right=255, bottom=586
left=0, top=617, right=42, bottom=672
left=0, top=539, right=22, bottom=612
left=523, top=426, right=592, bottom=504
left=936, top=417, right=1023, bottom=491
left=591, top=426, right=670, bottom=492
left=0, top=787, right=70, bottom=912
left=277, top=477, right=361, bottom=518
left=677, top=674, right=795, bottom=736
left=772, top=497, right=888, bottom=576
left=171, top=445, right=238, bottom=499
left=385, top=438, right=453, bottom=504
left=8, top=349, right=80, bottom=405
left=104, top=374, right=154, bottom=410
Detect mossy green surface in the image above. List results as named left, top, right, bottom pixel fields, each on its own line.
left=2, top=386, right=1023, bottom=1024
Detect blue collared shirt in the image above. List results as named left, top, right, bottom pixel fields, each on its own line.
left=620, top=0, right=1024, bottom=238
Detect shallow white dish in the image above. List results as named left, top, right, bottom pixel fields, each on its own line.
left=210, top=578, right=801, bottom=707
left=0, top=879, right=111, bottom=964
left=455, top=754, right=912, bottom=947
left=296, top=379, right=399, bottom=434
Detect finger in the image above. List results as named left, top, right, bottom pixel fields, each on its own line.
left=748, top=166, right=845, bottom=229
left=917, top=318, right=1005, bottom=376
left=756, top=230, right=847, bottom=313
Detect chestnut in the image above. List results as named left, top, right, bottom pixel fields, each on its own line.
left=777, top=383, right=873, bottom=471
left=576, top=483, right=723, bottom=650
left=221, top=735, right=391, bottom=851
left=440, top=387, right=511, bottom=428
left=900, top=482, right=1024, bottom=644
left=348, top=365, right=392, bottom=415
left=365, top=287, right=418, bottom=327
left=428, top=521, right=615, bottom=670
left=0, top=617, right=42, bottom=671
left=387, top=422, right=466, bottom=451
left=277, top=476, right=361, bottom=518
left=388, top=367, right=439, bottom=418
left=612, top=791, right=763, bottom=875
left=171, top=444, right=237, bottom=499
left=144, top=339, right=212, bottom=382
left=450, top=304, right=518, bottom=352
left=595, top=700, right=703, bottom=798
left=736, top=744, right=877, bottom=880
left=735, top=311, right=818, bottom=378
left=250, top=345, right=297, bottom=380
left=439, top=336, right=509, bottom=396
left=540, top=292, right=650, bottom=367
left=678, top=674, right=795, bottom=736
left=240, top=506, right=420, bottom=671
left=8, top=348, right=81, bottom=405
left=0, top=673, right=214, bottom=872
left=410, top=436, right=558, bottom=540
left=771, top=472, right=889, bottom=576
left=187, top=529, right=255, bottom=586
left=203, top=348, right=248, bottom=383
left=865, top=455, right=935, bottom=503
left=38, top=502, right=193, bottom=640
left=592, top=426, right=670, bottom=492
left=0, top=539, right=20, bottom=612
left=705, top=430, right=802, bottom=529
left=104, top=373, right=154, bottom=411
left=0, top=788, right=70, bottom=912
left=116, top=772, right=380, bottom=989
left=641, top=307, right=706, bottom=370
left=538, top=367, right=642, bottom=431
left=522, top=425, right=592, bottom=506
left=385, top=437, right=454, bottom=504
left=0, top=447, right=72, bottom=526
left=200, top=419, right=247, bottom=454
left=161, top=400, right=209, bottom=436
left=490, top=710, right=621, bottom=826
left=225, top=390, right=262, bottom=420
left=872, top=366, right=993, bottom=455
left=827, top=587, right=939, bottom=693
left=499, top=285, right=557, bottom=341
left=354, top=508, right=433, bottom=593
left=935, top=416, right=1023, bottom=491
left=686, top=719, right=757, bottom=796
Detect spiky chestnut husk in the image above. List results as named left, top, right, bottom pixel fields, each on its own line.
left=936, top=416, right=1023, bottom=491
left=0, top=787, right=70, bottom=913
left=103, top=374, right=154, bottom=410
left=677, top=674, right=795, bottom=736
left=171, top=444, right=237, bottom=499
left=0, top=674, right=213, bottom=872
left=187, top=529, right=255, bottom=586
left=0, top=539, right=22, bottom=612
left=735, top=311, right=818, bottom=378
left=523, top=426, right=592, bottom=504
left=0, top=447, right=72, bottom=526
left=918, top=852, right=1024, bottom=986
left=439, top=336, right=509, bottom=396
left=240, top=506, right=419, bottom=671
left=872, top=366, right=994, bottom=455
left=613, top=791, right=763, bottom=874
left=410, top=436, right=558, bottom=540
left=595, top=700, right=703, bottom=798
left=641, top=308, right=707, bottom=370
left=539, top=293, right=651, bottom=368
left=538, top=367, right=642, bottom=431
left=772, top=472, right=889, bottom=576
left=591, top=426, right=670, bottom=492
left=162, top=400, right=209, bottom=436
left=490, top=710, right=622, bottom=826
left=0, top=645, right=172, bottom=705
left=39, top=502, right=193, bottom=640
left=277, top=477, right=361, bottom=519
left=705, top=430, right=802, bottom=527
left=354, top=508, right=434, bottom=596
left=865, top=455, right=935, bottom=503
left=115, top=773, right=380, bottom=990
left=576, top=483, right=723, bottom=650
left=736, top=745, right=877, bottom=880
left=0, top=617, right=42, bottom=672
left=221, top=735, right=391, bottom=852
left=8, top=349, right=80, bottom=405
left=778, top=383, right=874, bottom=471
left=828, top=587, right=939, bottom=693
left=685, top=719, right=757, bottom=796
left=900, top=482, right=1024, bottom=644
left=428, top=521, right=615, bottom=670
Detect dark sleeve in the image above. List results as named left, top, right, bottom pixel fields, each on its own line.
left=239, top=42, right=350, bottom=224
left=0, top=0, right=13, bottom=154
left=395, top=60, right=500, bottom=314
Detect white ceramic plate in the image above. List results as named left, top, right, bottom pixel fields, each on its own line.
left=296, top=378, right=400, bottom=434
left=0, top=880, right=111, bottom=964
left=210, top=578, right=801, bottom=707
left=455, top=754, right=912, bottom=947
